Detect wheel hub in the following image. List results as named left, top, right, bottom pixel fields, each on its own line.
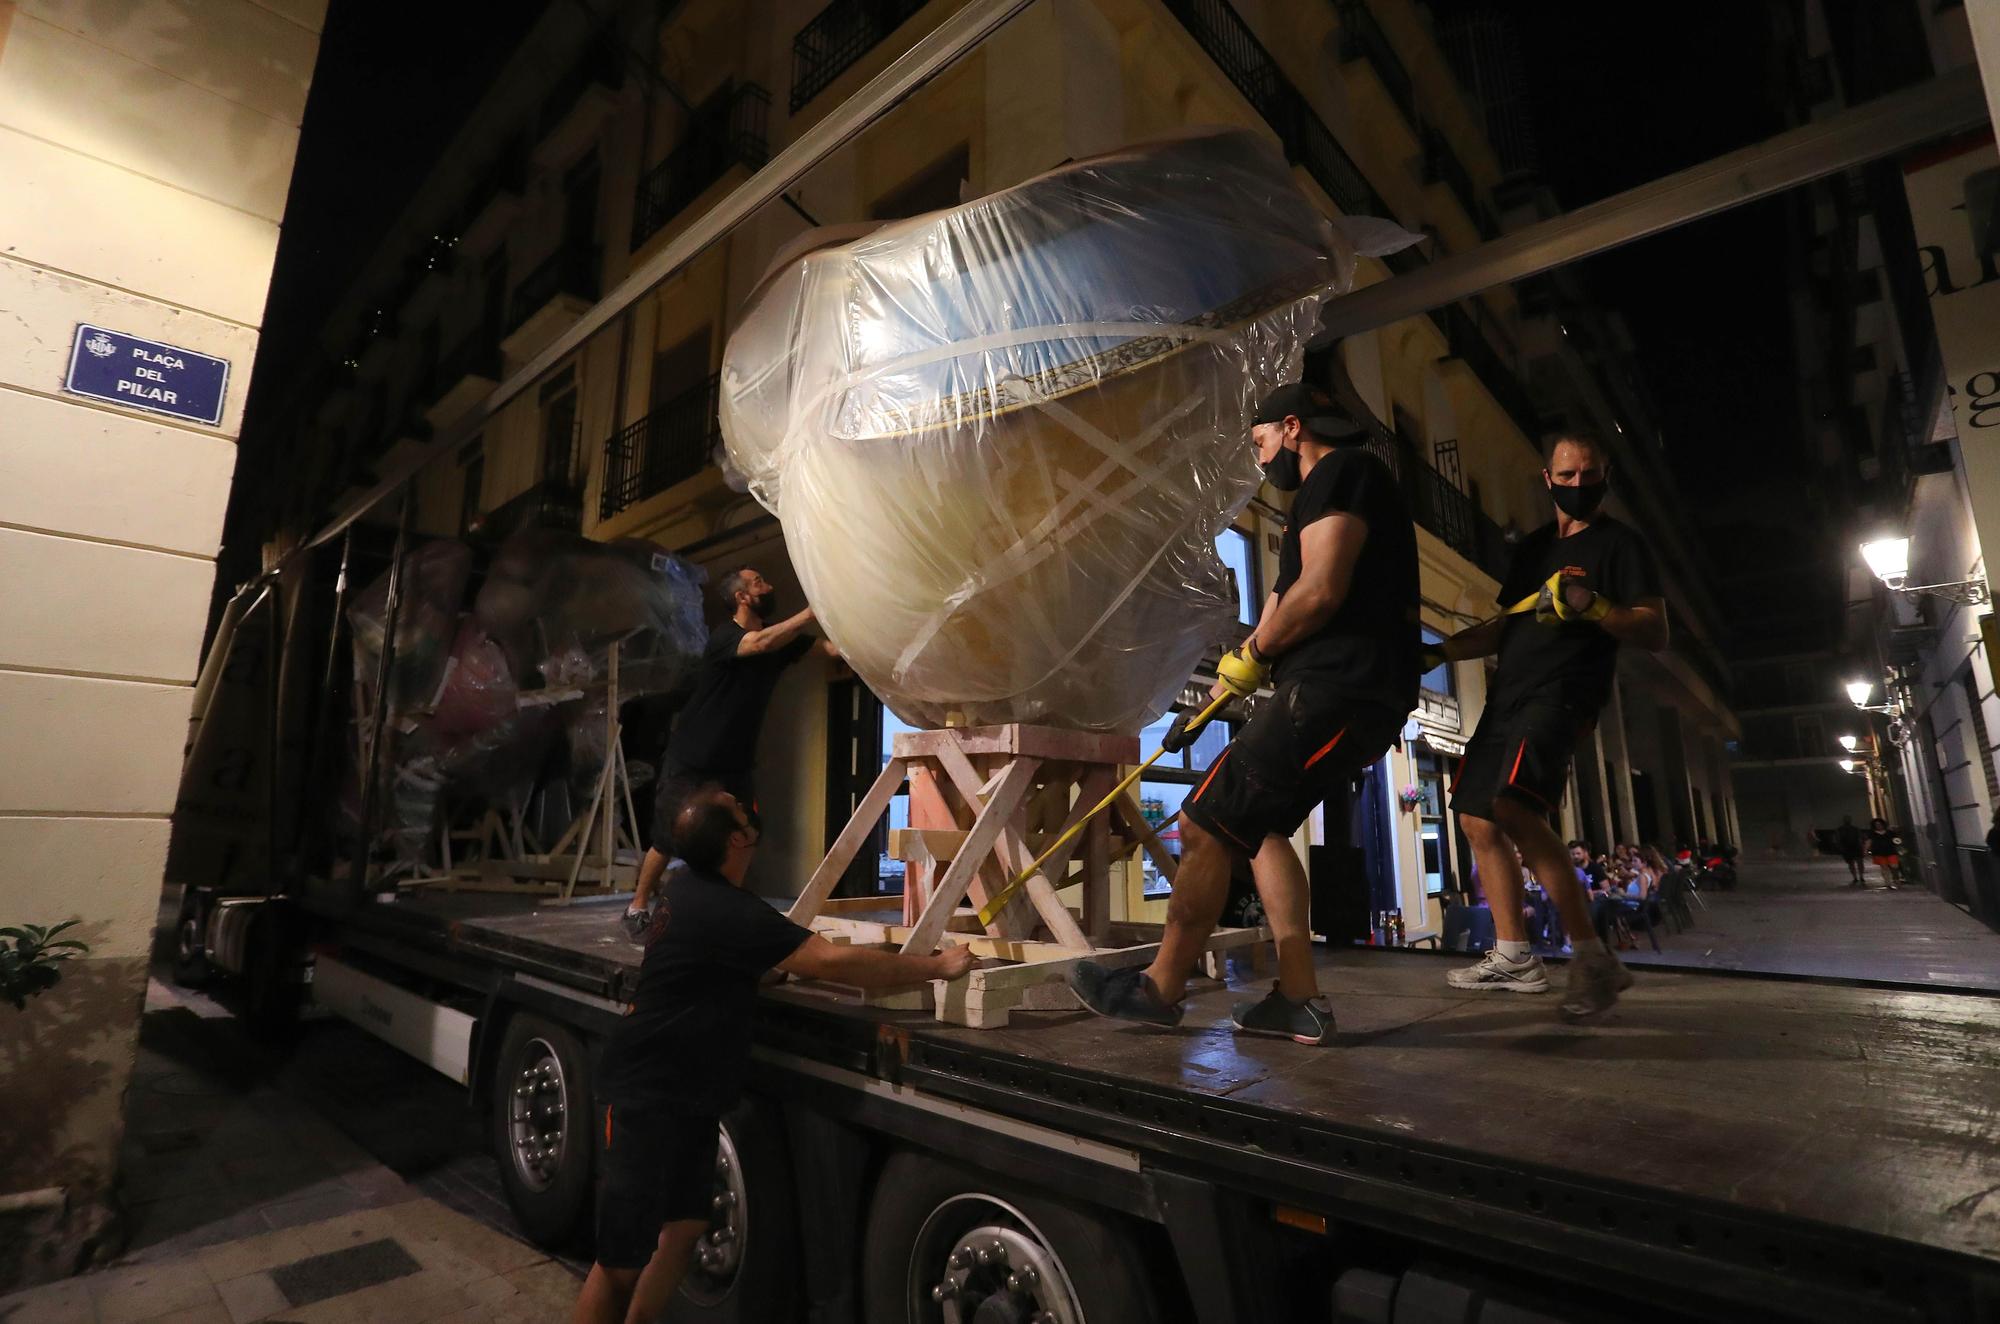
left=683, top=1124, right=748, bottom=1305
left=507, top=1039, right=566, bottom=1192
left=927, top=1222, right=1078, bottom=1324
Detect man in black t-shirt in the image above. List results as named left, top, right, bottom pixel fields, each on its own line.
left=575, top=787, right=973, bottom=1324
left=1431, top=432, right=1667, bottom=1022
left=622, top=565, right=836, bottom=940
left=1070, top=380, right=1419, bottom=1045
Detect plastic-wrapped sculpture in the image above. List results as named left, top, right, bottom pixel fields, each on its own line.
left=721, top=129, right=1361, bottom=731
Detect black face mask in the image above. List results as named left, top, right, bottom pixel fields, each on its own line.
left=1261, top=443, right=1303, bottom=492
left=749, top=590, right=776, bottom=617
left=1549, top=479, right=1607, bottom=520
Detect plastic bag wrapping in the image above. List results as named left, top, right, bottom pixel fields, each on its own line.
left=721, top=129, right=1361, bottom=731
left=345, top=534, right=707, bottom=863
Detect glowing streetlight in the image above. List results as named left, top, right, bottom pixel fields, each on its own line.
left=1859, top=536, right=1911, bottom=591
left=1838, top=734, right=1860, bottom=752
left=1838, top=758, right=1857, bottom=773
left=1846, top=680, right=1874, bottom=708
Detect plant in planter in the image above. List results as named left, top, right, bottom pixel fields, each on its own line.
left=1, top=921, right=90, bottom=1010
left=1398, top=784, right=1426, bottom=812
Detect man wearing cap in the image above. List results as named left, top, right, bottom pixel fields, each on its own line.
left=1069, top=379, right=1420, bottom=1044
left=1428, top=431, right=1667, bottom=1022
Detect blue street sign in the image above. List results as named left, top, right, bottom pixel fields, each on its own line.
left=64, top=324, right=230, bottom=427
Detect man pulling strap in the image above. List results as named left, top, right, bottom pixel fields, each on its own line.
left=1068, top=380, right=1420, bottom=1045
left=1430, top=431, right=1667, bottom=1022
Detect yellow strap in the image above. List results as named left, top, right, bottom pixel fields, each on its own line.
left=974, top=688, right=1235, bottom=928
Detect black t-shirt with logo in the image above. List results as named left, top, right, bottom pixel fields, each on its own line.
left=597, top=867, right=812, bottom=1115
left=1270, top=445, right=1420, bottom=712
left=1490, top=516, right=1660, bottom=714
left=666, top=620, right=814, bottom=774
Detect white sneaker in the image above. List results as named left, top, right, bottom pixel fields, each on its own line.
left=1446, top=950, right=1551, bottom=994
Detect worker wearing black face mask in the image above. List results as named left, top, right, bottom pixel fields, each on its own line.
left=1072, top=381, right=1419, bottom=1045
left=1428, top=433, right=1668, bottom=1024
left=623, top=565, right=839, bottom=941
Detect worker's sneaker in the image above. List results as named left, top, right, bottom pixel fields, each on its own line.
left=1231, top=985, right=1336, bottom=1045
left=1557, top=947, right=1635, bottom=1024
left=1069, top=962, right=1183, bottom=1028
left=1445, top=950, right=1551, bottom=994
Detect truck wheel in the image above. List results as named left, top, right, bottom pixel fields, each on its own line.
left=491, top=1012, right=595, bottom=1248
left=171, top=889, right=211, bottom=988
left=860, top=1151, right=1159, bottom=1324
left=243, top=901, right=303, bottom=1040
left=666, top=1101, right=801, bottom=1324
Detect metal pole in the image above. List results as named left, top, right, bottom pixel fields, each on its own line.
left=297, top=529, right=354, bottom=878
left=1316, top=67, right=1988, bottom=342
left=354, top=491, right=414, bottom=896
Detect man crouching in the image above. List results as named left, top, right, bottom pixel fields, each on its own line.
left=572, top=787, right=975, bottom=1323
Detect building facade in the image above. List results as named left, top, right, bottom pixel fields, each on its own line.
left=239, top=0, right=1739, bottom=945
left=0, top=0, right=326, bottom=1284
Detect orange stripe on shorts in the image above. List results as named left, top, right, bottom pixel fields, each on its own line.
left=1302, top=726, right=1348, bottom=771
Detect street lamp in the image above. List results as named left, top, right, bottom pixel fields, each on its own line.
left=1858, top=534, right=1989, bottom=604
left=1838, top=758, right=1857, bottom=773
left=1846, top=679, right=1877, bottom=709
left=1838, top=734, right=1860, bottom=752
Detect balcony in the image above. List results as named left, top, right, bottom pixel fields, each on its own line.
left=1421, top=124, right=1493, bottom=240
left=502, top=244, right=600, bottom=361
left=631, top=83, right=770, bottom=251
left=1362, top=432, right=1510, bottom=582
left=1337, top=0, right=1418, bottom=132
left=533, top=36, right=624, bottom=168
left=791, top=0, right=928, bottom=114
left=459, top=139, right=527, bottom=254
left=473, top=477, right=583, bottom=541
left=1441, top=302, right=1542, bottom=442
left=600, top=376, right=721, bottom=520
left=425, top=332, right=502, bottom=427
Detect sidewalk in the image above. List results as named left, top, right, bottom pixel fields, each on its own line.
left=0, top=978, right=581, bottom=1323
left=1621, top=854, right=2000, bottom=990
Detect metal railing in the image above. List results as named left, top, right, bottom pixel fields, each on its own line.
left=1441, top=301, right=1541, bottom=441
left=599, top=375, right=722, bottom=520
left=1364, top=432, right=1509, bottom=581
left=791, top=0, right=929, bottom=113
left=476, top=477, right=582, bottom=540
left=632, top=84, right=771, bottom=250
left=506, top=244, right=601, bottom=336
left=1337, top=0, right=1417, bottom=130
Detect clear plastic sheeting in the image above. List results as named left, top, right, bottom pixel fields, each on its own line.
left=346, top=532, right=707, bottom=867
left=721, top=129, right=1365, bottom=732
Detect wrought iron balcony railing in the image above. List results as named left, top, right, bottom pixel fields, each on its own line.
left=791, top=0, right=928, bottom=113
left=599, top=376, right=721, bottom=520
left=631, top=84, right=770, bottom=251
left=506, top=244, right=601, bottom=337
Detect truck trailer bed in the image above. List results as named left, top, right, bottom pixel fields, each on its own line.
left=328, top=888, right=2000, bottom=1318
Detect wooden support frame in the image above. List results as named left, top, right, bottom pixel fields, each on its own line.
left=792, top=722, right=1267, bottom=1028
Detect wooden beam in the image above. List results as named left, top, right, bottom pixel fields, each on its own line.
left=902, top=757, right=1037, bottom=954
left=790, top=756, right=905, bottom=923
left=889, top=827, right=969, bottom=862
left=894, top=724, right=1139, bottom=765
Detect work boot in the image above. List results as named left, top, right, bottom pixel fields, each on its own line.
left=1445, top=950, right=1550, bottom=994
left=1231, top=984, right=1335, bottom=1045
left=1558, top=947, right=1634, bottom=1024
left=1068, top=962, right=1183, bottom=1028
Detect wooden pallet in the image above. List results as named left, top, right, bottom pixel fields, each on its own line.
left=790, top=722, right=1266, bottom=1027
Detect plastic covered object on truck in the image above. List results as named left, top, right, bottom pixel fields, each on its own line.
left=720, top=127, right=1411, bottom=732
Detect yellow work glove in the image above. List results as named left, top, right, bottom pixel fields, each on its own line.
left=1215, top=641, right=1269, bottom=698
left=1534, top=569, right=1612, bottom=625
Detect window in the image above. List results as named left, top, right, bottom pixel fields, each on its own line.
left=1135, top=707, right=1233, bottom=897
left=1412, top=749, right=1453, bottom=896
left=652, top=330, right=711, bottom=411
left=1215, top=526, right=1258, bottom=626
left=875, top=706, right=921, bottom=888
left=871, top=144, right=969, bottom=220
left=1419, top=625, right=1454, bottom=697
left=1792, top=714, right=1824, bottom=759
left=459, top=438, right=485, bottom=533
left=539, top=365, right=579, bottom=485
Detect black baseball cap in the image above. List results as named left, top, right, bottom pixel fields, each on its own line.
left=1252, top=382, right=1365, bottom=439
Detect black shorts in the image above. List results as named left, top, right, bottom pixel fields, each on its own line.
left=1181, top=676, right=1405, bottom=855
left=1450, top=697, right=1591, bottom=822
left=594, top=1102, right=719, bottom=1269
left=650, top=766, right=756, bottom=856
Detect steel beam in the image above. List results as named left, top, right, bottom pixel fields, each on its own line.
left=1317, top=66, right=1989, bottom=342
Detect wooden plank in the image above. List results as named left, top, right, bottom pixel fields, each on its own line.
left=790, top=756, right=905, bottom=923
left=894, top=723, right=1139, bottom=765
left=1114, top=791, right=1179, bottom=884
left=890, top=827, right=969, bottom=862
left=815, top=896, right=905, bottom=917
left=1082, top=769, right=1114, bottom=941
left=933, top=739, right=1091, bottom=947
left=902, top=757, right=1038, bottom=955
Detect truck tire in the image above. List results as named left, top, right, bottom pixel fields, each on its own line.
left=170, top=889, right=211, bottom=988
left=665, top=1100, right=802, bottom=1324
left=860, top=1150, right=1159, bottom=1324
left=242, top=900, right=303, bottom=1040
left=491, top=1011, right=596, bottom=1248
